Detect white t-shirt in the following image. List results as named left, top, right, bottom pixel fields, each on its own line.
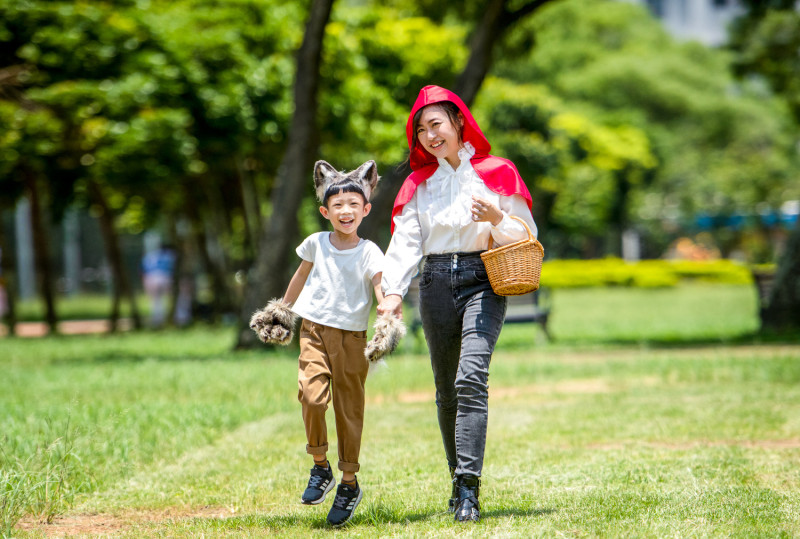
left=292, top=232, right=384, bottom=331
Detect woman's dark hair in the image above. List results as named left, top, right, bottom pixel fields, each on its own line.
left=322, top=180, right=367, bottom=207
left=411, top=101, right=464, bottom=152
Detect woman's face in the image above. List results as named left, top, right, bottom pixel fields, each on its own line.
left=415, top=105, right=463, bottom=168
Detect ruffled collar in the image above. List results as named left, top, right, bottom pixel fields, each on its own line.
left=436, top=141, right=476, bottom=172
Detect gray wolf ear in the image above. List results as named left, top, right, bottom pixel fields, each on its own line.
left=354, top=160, right=379, bottom=198
left=314, top=160, right=340, bottom=202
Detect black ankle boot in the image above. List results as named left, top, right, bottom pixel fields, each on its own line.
left=448, top=466, right=457, bottom=512
left=453, top=474, right=480, bottom=522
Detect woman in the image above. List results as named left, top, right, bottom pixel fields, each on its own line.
left=377, top=85, right=538, bottom=522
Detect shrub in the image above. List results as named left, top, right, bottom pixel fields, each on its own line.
left=540, top=258, right=752, bottom=288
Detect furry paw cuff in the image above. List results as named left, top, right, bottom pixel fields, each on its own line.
left=365, top=313, right=407, bottom=362
left=250, top=298, right=298, bottom=345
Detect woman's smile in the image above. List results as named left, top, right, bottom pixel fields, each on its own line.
left=416, top=106, right=463, bottom=168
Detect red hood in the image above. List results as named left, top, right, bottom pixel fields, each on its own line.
left=392, top=86, right=533, bottom=233
left=406, top=85, right=491, bottom=170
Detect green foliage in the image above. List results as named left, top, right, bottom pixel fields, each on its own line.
left=477, top=78, right=657, bottom=236
left=0, top=0, right=302, bottom=235
left=730, top=6, right=800, bottom=122
left=317, top=7, right=467, bottom=171
left=1, top=0, right=799, bottom=307
left=353, top=9, right=467, bottom=105
left=494, top=0, right=800, bottom=258
left=541, top=258, right=753, bottom=288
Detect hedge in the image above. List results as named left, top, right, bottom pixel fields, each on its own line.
left=540, top=258, right=756, bottom=288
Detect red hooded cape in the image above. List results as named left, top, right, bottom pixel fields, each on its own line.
left=391, top=85, right=533, bottom=232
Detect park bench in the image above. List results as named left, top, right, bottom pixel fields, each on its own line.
left=403, top=276, right=552, bottom=350
left=750, top=266, right=776, bottom=318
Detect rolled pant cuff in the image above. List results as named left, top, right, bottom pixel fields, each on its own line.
left=338, top=460, right=360, bottom=473
left=306, top=443, right=328, bottom=455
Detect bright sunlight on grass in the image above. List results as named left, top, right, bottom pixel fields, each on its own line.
left=2, top=285, right=798, bottom=537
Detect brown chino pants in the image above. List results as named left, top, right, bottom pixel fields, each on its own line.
left=297, top=319, right=369, bottom=473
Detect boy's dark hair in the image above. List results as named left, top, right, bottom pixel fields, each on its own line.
left=322, top=180, right=368, bottom=207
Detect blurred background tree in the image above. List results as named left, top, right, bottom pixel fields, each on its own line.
left=728, top=0, right=800, bottom=330
left=1, top=0, right=798, bottom=338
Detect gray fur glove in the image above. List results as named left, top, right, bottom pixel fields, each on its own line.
left=249, top=298, right=298, bottom=345
left=365, top=313, right=407, bottom=362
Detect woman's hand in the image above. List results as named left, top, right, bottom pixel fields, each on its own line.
left=377, top=294, right=404, bottom=319
left=471, top=196, right=502, bottom=226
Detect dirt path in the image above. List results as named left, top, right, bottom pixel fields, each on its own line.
left=0, top=319, right=133, bottom=337
left=17, top=506, right=235, bottom=537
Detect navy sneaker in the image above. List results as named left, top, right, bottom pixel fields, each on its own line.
left=300, top=463, right=335, bottom=505
left=326, top=479, right=363, bottom=527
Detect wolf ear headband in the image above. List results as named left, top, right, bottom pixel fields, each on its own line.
left=313, top=160, right=379, bottom=203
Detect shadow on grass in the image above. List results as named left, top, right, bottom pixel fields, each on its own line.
left=178, top=504, right=558, bottom=532
left=483, top=507, right=558, bottom=519
left=589, top=331, right=800, bottom=349
left=499, top=330, right=800, bottom=352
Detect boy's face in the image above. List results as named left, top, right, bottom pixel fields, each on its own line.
left=319, top=191, right=371, bottom=236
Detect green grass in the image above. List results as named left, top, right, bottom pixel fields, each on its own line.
left=2, top=285, right=799, bottom=537
left=13, top=294, right=149, bottom=322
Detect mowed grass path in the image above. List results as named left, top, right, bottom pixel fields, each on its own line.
left=3, top=285, right=800, bottom=537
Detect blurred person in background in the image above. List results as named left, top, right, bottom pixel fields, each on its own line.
left=141, top=244, right=176, bottom=328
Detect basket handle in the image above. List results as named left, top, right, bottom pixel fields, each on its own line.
left=487, top=215, right=535, bottom=250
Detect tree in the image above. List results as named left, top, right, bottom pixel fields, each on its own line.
left=235, top=0, right=558, bottom=347
left=361, top=0, right=559, bottom=246
left=728, top=3, right=800, bottom=331
left=477, top=79, right=657, bottom=257
left=236, top=0, right=335, bottom=347
left=492, top=0, right=800, bottom=258
left=1, top=0, right=302, bottom=328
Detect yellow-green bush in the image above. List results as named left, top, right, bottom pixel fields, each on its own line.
left=540, top=258, right=752, bottom=288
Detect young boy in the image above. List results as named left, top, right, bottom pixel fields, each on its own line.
left=250, top=159, right=384, bottom=527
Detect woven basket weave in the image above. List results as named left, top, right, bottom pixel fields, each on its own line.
left=480, top=215, right=544, bottom=296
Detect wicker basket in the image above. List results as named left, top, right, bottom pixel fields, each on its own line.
left=480, top=216, right=544, bottom=296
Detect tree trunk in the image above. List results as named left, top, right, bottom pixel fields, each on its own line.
left=87, top=180, right=142, bottom=331
left=359, top=161, right=410, bottom=248
left=0, top=214, right=17, bottom=335
left=760, top=221, right=800, bottom=331
left=454, top=0, right=555, bottom=106
left=183, top=188, right=233, bottom=321
left=23, top=167, right=58, bottom=333
left=235, top=156, right=262, bottom=264
left=236, top=0, right=335, bottom=348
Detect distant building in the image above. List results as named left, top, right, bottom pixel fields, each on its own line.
left=625, top=0, right=745, bottom=46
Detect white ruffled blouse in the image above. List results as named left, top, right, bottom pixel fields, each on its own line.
left=382, top=143, right=538, bottom=297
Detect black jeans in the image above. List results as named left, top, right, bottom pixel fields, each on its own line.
left=419, top=252, right=507, bottom=477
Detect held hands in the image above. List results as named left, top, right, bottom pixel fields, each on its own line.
left=376, top=294, right=403, bottom=319
left=470, top=196, right=502, bottom=226
left=249, top=298, right=298, bottom=345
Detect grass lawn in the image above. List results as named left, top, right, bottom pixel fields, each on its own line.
left=12, top=294, right=149, bottom=323
left=2, top=284, right=799, bottom=537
